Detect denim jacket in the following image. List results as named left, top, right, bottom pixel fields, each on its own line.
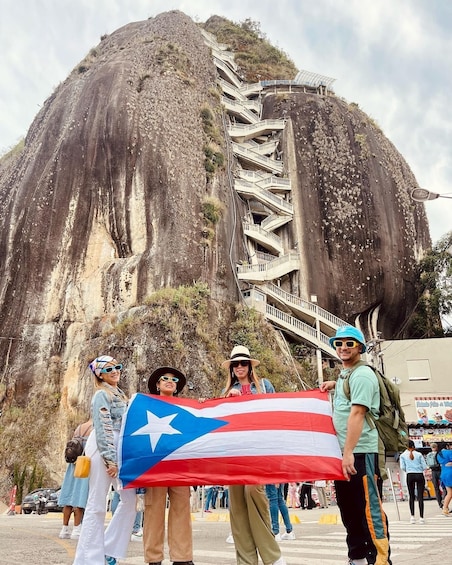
left=91, top=384, right=128, bottom=465
left=230, top=377, right=275, bottom=394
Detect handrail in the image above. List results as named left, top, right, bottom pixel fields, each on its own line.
left=221, top=97, right=259, bottom=124
left=256, top=176, right=291, bottom=191
left=263, top=283, right=348, bottom=328
left=243, top=139, right=279, bottom=156
left=232, top=143, right=283, bottom=173
left=237, top=252, right=299, bottom=274
left=228, top=119, right=285, bottom=134
left=265, top=305, right=333, bottom=351
left=239, top=171, right=290, bottom=190
left=218, top=78, right=247, bottom=101
left=243, top=222, right=282, bottom=246
left=256, top=251, right=277, bottom=263
left=213, top=57, right=242, bottom=88
left=211, top=46, right=237, bottom=70
left=235, top=179, right=293, bottom=213
left=261, top=214, right=292, bottom=231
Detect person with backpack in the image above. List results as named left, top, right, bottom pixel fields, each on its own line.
left=320, top=325, right=391, bottom=565
left=426, top=442, right=445, bottom=508
left=399, top=440, right=428, bottom=524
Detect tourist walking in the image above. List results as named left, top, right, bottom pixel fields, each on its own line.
left=399, top=440, right=428, bottom=524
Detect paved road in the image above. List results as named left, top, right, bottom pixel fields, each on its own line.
left=1, top=500, right=450, bottom=564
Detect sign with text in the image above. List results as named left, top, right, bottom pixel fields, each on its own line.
left=415, top=397, right=452, bottom=425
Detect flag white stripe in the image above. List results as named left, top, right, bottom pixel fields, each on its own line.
left=162, top=429, right=342, bottom=460
left=181, top=396, right=332, bottom=418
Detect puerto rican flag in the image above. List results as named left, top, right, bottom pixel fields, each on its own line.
left=118, top=390, right=344, bottom=489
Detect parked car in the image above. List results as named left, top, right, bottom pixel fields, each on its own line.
left=21, top=488, right=62, bottom=514
left=46, top=488, right=63, bottom=512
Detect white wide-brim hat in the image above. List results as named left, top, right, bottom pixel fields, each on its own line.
left=222, top=345, right=260, bottom=369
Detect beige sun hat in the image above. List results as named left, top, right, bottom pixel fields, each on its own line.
left=222, top=345, right=260, bottom=369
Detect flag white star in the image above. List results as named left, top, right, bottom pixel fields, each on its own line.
left=131, top=410, right=181, bottom=450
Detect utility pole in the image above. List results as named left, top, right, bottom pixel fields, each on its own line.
left=366, top=332, right=385, bottom=374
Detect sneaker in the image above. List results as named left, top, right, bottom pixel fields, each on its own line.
left=71, top=525, right=81, bottom=539
left=105, top=557, right=117, bottom=565
left=59, top=526, right=71, bottom=539
left=410, top=516, right=416, bottom=524
left=131, top=529, right=143, bottom=541
left=274, top=533, right=282, bottom=541
left=280, top=530, right=296, bottom=540
left=225, top=534, right=234, bottom=544
left=272, top=558, right=287, bottom=565
left=419, top=518, right=425, bottom=524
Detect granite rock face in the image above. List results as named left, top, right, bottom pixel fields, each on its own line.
left=0, top=11, right=430, bottom=410
left=0, top=11, right=239, bottom=398
left=264, top=93, right=430, bottom=338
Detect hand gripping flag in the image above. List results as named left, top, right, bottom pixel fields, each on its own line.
left=118, top=390, right=344, bottom=488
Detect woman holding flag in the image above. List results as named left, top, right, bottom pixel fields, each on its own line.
left=73, top=355, right=136, bottom=565
left=221, top=345, right=287, bottom=565
left=143, top=366, right=195, bottom=565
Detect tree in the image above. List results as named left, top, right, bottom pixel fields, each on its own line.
left=416, top=231, right=452, bottom=335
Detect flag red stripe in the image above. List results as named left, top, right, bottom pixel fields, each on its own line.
left=124, top=454, right=344, bottom=489
left=151, top=389, right=330, bottom=408
left=212, top=411, right=335, bottom=433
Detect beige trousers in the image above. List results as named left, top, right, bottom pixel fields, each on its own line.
left=229, top=484, right=281, bottom=565
left=143, top=486, right=193, bottom=563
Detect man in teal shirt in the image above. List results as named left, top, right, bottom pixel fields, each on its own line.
left=320, top=326, right=391, bottom=565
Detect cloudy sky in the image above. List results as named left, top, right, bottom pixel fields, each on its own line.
left=1, top=0, right=451, bottom=242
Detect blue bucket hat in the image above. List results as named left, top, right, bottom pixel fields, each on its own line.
left=329, top=326, right=367, bottom=353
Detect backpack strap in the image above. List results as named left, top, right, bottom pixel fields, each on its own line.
left=341, top=361, right=378, bottom=430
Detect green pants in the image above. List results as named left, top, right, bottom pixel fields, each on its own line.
left=229, top=484, right=281, bottom=565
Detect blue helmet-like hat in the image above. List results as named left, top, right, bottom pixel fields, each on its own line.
left=329, top=326, right=367, bottom=353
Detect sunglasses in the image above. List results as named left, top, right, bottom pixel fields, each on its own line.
left=100, top=364, right=123, bottom=373
left=231, top=360, right=250, bottom=368
left=159, top=375, right=179, bottom=383
left=332, top=340, right=359, bottom=348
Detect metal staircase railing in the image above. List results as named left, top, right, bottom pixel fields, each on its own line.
left=207, top=31, right=343, bottom=356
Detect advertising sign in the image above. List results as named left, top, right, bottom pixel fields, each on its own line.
left=415, top=397, right=452, bottom=425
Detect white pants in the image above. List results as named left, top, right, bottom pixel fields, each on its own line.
left=73, top=430, right=136, bottom=564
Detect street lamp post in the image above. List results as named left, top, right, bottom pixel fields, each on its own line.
left=411, top=188, right=452, bottom=202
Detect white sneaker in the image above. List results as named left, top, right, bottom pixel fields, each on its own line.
left=70, top=525, right=82, bottom=539
left=280, top=530, right=296, bottom=540
left=274, top=533, right=282, bottom=541
left=225, top=534, right=234, bottom=544
left=59, top=526, right=71, bottom=539
left=419, top=518, right=425, bottom=524
left=272, top=558, right=287, bottom=565
left=410, top=516, right=416, bottom=524
left=131, top=528, right=143, bottom=541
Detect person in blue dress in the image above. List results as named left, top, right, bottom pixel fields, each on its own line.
left=437, top=443, right=452, bottom=516
left=58, top=419, right=92, bottom=539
